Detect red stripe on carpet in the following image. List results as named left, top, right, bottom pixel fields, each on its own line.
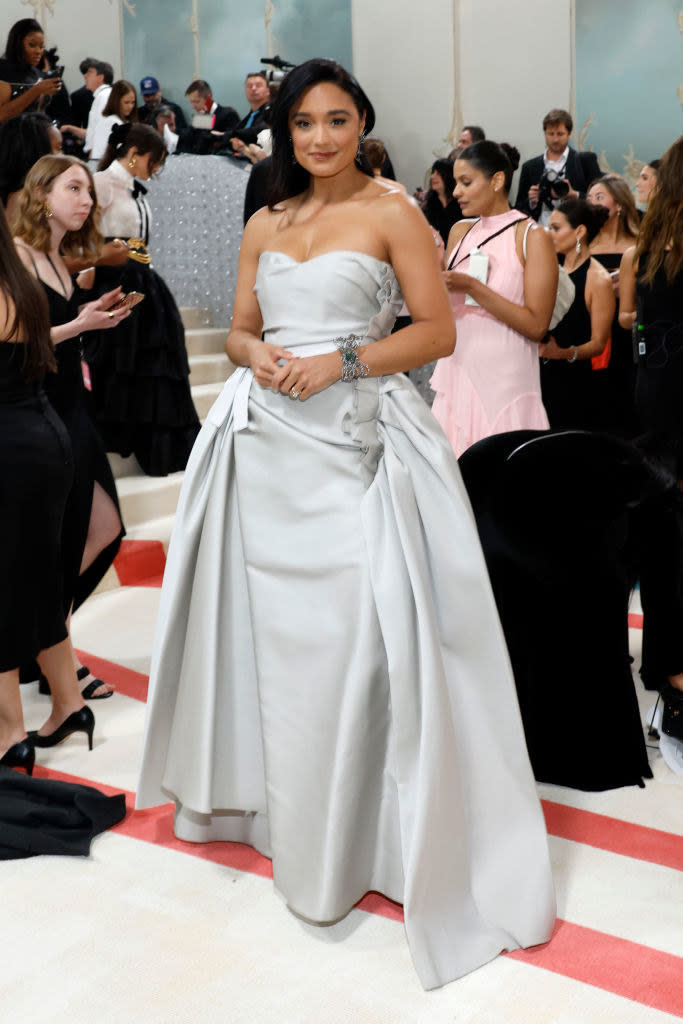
left=74, top=649, right=149, bottom=702
left=628, top=612, right=644, bottom=629
left=542, top=800, right=683, bottom=872
left=30, top=766, right=683, bottom=1015
left=509, top=919, right=683, bottom=1017
left=113, top=539, right=166, bottom=587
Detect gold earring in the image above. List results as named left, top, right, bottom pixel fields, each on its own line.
left=44, top=203, right=52, bottom=219
left=576, top=238, right=582, bottom=254
left=129, top=157, right=136, bottom=169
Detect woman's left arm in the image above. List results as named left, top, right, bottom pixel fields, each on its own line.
left=271, top=196, right=455, bottom=400
left=618, top=246, right=638, bottom=329
left=445, top=223, right=558, bottom=342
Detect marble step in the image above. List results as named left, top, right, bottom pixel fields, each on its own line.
left=189, top=352, right=234, bottom=385
left=184, top=326, right=228, bottom=357
left=115, top=472, right=184, bottom=527
left=191, top=381, right=224, bottom=420
left=179, top=306, right=214, bottom=329
left=123, top=514, right=176, bottom=553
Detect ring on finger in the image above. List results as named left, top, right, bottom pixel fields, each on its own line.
left=289, top=387, right=300, bottom=400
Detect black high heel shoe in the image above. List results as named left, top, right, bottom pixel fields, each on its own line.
left=0, top=739, right=36, bottom=775
left=28, top=706, right=95, bottom=751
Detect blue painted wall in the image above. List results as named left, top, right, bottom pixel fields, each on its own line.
left=575, top=0, right=682, bottom=174
left=122, top=0, right=352, bottom=124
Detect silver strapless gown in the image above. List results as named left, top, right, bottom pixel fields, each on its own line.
left=137, top=250, right=555, bottom=989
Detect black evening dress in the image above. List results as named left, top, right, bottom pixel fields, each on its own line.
left=0, top=343, right=72, bottom=670
left=41, top=282, right=124, bottom=613
left=591, top=251, right=639, bottom=438
left=633, top=253, right=683, bottom=478
left=540, top=259, right=599, bottom=430
left=84, top=161, right=200, bottom=476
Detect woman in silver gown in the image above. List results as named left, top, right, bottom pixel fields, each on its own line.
left=137, top=59, right=555, bottom=990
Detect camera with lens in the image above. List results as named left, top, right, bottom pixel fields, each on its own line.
left=538, top=168, right=570, bottom=208
left=43, top=67, right=64, bottom=80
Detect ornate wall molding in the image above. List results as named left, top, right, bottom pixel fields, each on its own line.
left=189, top=0, right=200, bottom=77
left=22, top=0, right=56, bottom=18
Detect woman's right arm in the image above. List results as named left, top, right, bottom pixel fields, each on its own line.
left=226, top=211, right=294, bottom=386
left=0, top=77, right=62, bottom=122
left=618, top=246, right=638, bottom=329
left=14, top=243, right=129, bottom=342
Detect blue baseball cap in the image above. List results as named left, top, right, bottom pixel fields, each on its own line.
left=140, top=76, right=160, bottom=95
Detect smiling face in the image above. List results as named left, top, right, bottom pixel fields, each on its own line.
left=22, top=31, right=44, bottom=67
left=452, top=158, right=501, bottom=216
left=289, top=81, right=364, bottom=179
left=144, top=89, right=162, bottom=109
left=119, top=90, right=136, bottom=120
left=44, top=165, right=94, bottom=232
left=636, top=164, right=657, bottom=203
left=548, top=210, right=585, bottom=256
left=544, top=122, right=570, bottom=158
left=245, top=75, right=270, bottom=110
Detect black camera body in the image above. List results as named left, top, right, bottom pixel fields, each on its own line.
left=538, top=168, right=570, bottom=208
left=43, top=66, right=64, bottom=81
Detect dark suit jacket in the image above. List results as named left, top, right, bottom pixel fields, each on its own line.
left=186, top=104, right=241, bottom=154
left=70, top=85, right=92, bottom=128
left=138, top=96, right=188, bottom=134
left=515, top=147, right=601, bottom=219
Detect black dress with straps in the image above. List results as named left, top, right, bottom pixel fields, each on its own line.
left=540, top=259, right=598, bottom=430
left=41, top=282, right=124, bottom=613
left=0, top=343, right=72, bottom=670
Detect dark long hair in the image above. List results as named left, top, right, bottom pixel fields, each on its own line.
left=635, top=136, right=683, bottom=286
left=457, top=140, right=520, bottom=195
left=3, top=19, right=42, bottom=66
left=0, top=112, right=52, bottom=204
left=0, top=203, right=54, bottom=378
left=556, top=197, right=610, bottom=244
left=98, top=121, right=166, bottom=172
left=268, top=58, right=376, bottom=208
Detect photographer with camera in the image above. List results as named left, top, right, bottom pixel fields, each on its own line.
left=516, top=108, right=600, bottom=226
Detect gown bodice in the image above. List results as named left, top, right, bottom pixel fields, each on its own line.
left=255, top=250, right=403, bottom=357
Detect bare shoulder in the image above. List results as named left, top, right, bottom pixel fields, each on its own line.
left=13, top=238, right=36, bottom=273
left=588, top=257, right=613, bottom=286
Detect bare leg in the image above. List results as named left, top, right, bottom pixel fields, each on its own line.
left=79, top=480, right=121, bottom=575
left=66, top=607, right=114, bottom=698
left=0, top=668, right=27, bottom=756
left=36, top=637, right=85, bottom=736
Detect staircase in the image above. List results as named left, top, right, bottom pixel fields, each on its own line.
left=97, top=307, right=234, bottom=593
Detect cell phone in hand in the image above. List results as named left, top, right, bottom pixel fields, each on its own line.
left=108, top=291, right=145, bottom=311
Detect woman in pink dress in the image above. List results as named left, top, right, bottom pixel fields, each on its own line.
left=431, top=141, right=558, bottom=456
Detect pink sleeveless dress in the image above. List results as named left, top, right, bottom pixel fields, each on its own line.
left=431, top=210, right=549, bottom=457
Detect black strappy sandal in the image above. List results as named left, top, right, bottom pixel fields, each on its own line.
left=38, top=666, right=114, bottom=700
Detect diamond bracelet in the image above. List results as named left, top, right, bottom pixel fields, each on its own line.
left=336, top=333, right=370, bottom=382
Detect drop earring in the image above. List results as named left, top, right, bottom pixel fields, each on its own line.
left=129, top=156, right=136, bottom=170
left=576, top=238, right=582, bottom=254
left=356, top=131, right=367, bottom=159
left=44, top=203, right=52, bottom=219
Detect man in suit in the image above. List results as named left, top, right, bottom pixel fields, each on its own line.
left=184, top=78, right=240, bottom=154
left=138, top=76, right=187, bottom=134
left=515, top=108, right=601, bottom=225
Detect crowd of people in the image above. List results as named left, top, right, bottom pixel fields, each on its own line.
left=1, top=14, right=682, bottom=991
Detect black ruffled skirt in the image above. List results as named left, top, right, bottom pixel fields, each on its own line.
left=83, top=260, right=200, bottom=476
